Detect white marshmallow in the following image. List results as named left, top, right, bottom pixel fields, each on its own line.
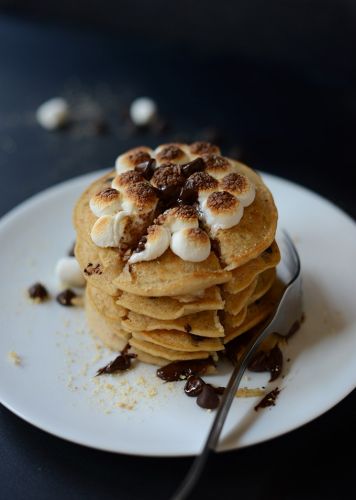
left=220, top=173, right=256, bottom=207
left=170, top=228, right=211, bottom=262
left=128, top=225, right=170, bottom=264
left=55, top=257, right=85, bottom=288
left=89, top=188, right=121, bottom=217
left=160, top=206, right=199, bottom=233
left=130, top=97, right=157, bottom=126
left=201, top=192, right=244, bottom=233
left=91, top=212, right=129, bottom=248
left=36, top=97, right=70, bottom=130
left=115, top=147, right=153, bottom=174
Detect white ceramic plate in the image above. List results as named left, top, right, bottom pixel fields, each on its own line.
left=0, top=171, right=355, bottom=457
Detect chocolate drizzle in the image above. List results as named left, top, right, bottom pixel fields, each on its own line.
left=96, top=344, right=137, bottom=375
left=248, top=345, right=283, bottom=381
left=156, top=358, right=214, bottom=382
left=254, top=387, right=280, bottom=411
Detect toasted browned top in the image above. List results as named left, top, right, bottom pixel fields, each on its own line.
left=125, top=182, right=157, bottom=209
left=151, top=164, right=185, bottom=189
left=220, top=172, right=248, bottom=193
left=114, top=170, right=144, bottom=188
left=127, top=148, right=152, bottom=166
left=185, top=172, right=218, bottom=191
left=206, top=191, right=238, bottom=212
left=202, top=154, right=230, bottom=170
left=94, top=187, right=119, bottom=200
left=190, top=141, right=220, bottom=155
left=186, top=227, right=210, bottom=243
left=156, top=144, right=186, bottom=162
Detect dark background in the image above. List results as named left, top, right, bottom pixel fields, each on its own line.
left=0, top=2, right=355, bottom=499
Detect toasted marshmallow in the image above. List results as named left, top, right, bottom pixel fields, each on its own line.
left=170, top=228, right=211, bottom=262
left=184, top=172, right=219, bottom=203
left=55, top=257, right=85, bottom=288
left=112, top=171, right=144, bottom=192
left=189, top=141, right=220, bottom=156
left=158, top=205, right=199, bottom=232
left=128, top=225, right=170, bottom=264
left=150, top=164, right=185, bottom=190
left=202, top=154, right=233, bottom=179
left=121, top=182, right=158, bottom=215
left=201, top=191, right=243, bottom=232
left=89, top=188, right=121, bottom=217
left=91, top=212, right=129, bottom=248
left=219, top=172, right=255, bottom=207
left=154, top=143, right=190, bottom=165
left=115, top=146, right=153, bottom=174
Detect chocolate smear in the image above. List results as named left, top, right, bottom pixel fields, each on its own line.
left=28, top=282, right=49, bottom=302
left=156, top=358, right=214, bottom=382
left=248, top=345, right=283, bottom=381
left=184, top=375, right=205, bottom=397
left=84, top=263, right=103, bottom=276
left=197, top=383, right=220, bottom=410
left=254, top=387, right=280, bottom=411
left=56, top=289, right=77, bottom=307
left=96, top=344, right=137, bottom=376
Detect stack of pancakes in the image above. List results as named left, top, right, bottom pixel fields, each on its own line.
left=74, top=142, right=281, bottom=367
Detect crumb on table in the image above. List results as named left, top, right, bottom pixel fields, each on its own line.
left=8, top=351, right=22, bottom=366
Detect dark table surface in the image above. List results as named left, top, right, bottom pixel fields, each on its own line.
left=0, top=14, right=355, bottom=500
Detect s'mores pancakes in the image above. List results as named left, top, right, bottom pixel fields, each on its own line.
left=74, top=142, right=281, bottom=368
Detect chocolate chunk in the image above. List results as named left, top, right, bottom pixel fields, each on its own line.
left=248, top=345, right=283, bottom=381
left=184, top=375, right=205, bottom=397
left=177, top=186, right=198, bottom=205
left=134, top=235, right=147, bottom=253
left=181, top=158, right=205, bottom=177
left=156, top=184, right=182, bottom=205
left=264, top=246, right=273, bottom=254
left=197, top=383, right=220, bottom=410
left=135, top=158, right=156, bottom=180
left=210, top=238, right=221, bottom=259
left=209, top=385, right=225, bottom=395
left=156, top=358, right=214, bottom=382
left=28, top=282, right=49, bottom=302
left=184, top=324, right=192, bottom=333
left=254, top=387, right=280, bottom=411
left=84, top=263, right=103, bottom=276
left=56, top=289, right=77, bottom=307
left=96, top=345, right=137, bottom=376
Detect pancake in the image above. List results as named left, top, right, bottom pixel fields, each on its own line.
left=216, top=163, right=278, bottom=270
left=224, top=280, right=285, bottom=343
left=85, top=287, right=130, bottom=351
left=222, top=306, right=248, bottom=330
left=248, top=267, right=276, bottom=304
left=223, top=240, right=280, bottom=294
left=116, top=286, right=223, bottom=320
left=121, top=310, right=224, bottom=338
left=223, top=279, right=257, bottom=316
left=132, top=330, right=224, bottom=352
left=129, top=337, right=212, bottom=361
left=87, top=283, right=127, bottom=321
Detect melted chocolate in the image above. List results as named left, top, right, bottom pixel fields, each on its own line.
left=225, top=331, right=252, bottom=364
left=156, top=358, right=214, bottom=382
left=184, top=375, right=205, bottom=397
left=155, top=184, right=182, bottom=206
left=197, top=384, right=220, bottom=410
left=248, top=345, right=283, bottom=382
left=254, top=387, right=280, bottom=411
left=135, top=159, right=156, bottom=180
left=56, top=289, right=77, bottom=307
left=28, top=282, right=49, bottom=302
left=96, top=344, right=137, bottom=375
left=177, top=186, right=198, bottom=205
left=134, top=236, right=147, bottom=253
left=184, top=324, right=192, bottom=333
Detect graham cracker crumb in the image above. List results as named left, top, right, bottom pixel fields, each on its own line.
left=236, top=387, right=265, bottom=398
left=8, top=351, right=22, bottom=366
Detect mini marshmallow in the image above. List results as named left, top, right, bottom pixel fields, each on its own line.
left=115, top=146, right=153, bottom=174
left=184, top=172, right=219, bottom=203
left=201, top=191, right=243, bottom=232
left=202, top=154, right=233, bottom=180
left=89, top=188, right=121, bottom=217
left=170, top=228, right=211, bottom=262
left=158, top=205, right=199, bottom=232
left=128, top=225, right=170, bottom=264
left=130, top=97, right=157, bottom=126
left=55, top=257, right=86, bottom=288
left=36, top=97, right=70, bottom=130
left=121, top=182, right=158, bottom=215
left=219, top=172, right=256, bottom=207
left=154, top=143, right=190, bottom=165
left=112, top=171, right=145, bottom=192
left=189, top=141, right=221, bottom=156
left=91, top=212, right=129, bottom=248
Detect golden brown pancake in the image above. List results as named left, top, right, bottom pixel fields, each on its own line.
left=129, top=337, right=212, bottom=361
left=87, top=283, right=126, bottom=321
left=223, top=279, right=257, bottom=316
left=132, top=330, right=224, bottom=352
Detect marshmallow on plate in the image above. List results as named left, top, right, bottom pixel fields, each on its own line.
left=128, top=225, right=171, bottom=264
left=55, top=257, right=86, bottom=288
left=170, top=227, right=211, bottom=262
left=219, top=172, right=255, bottom=207
left=201, top=191, right=243, bottom=233
left=89, top=188, right=121, bottom=217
